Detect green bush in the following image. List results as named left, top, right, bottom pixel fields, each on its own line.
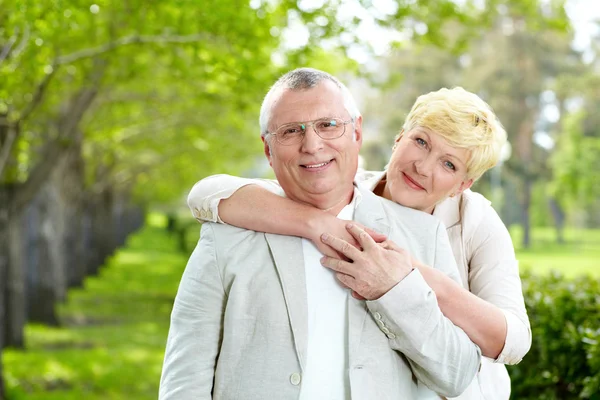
left=509, top=271, right=600, bottom=399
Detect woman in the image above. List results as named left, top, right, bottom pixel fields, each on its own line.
left=187, top=87, right=531, bottom=399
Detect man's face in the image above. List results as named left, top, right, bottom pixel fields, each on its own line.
left=263, top=81, right=363, bottom=210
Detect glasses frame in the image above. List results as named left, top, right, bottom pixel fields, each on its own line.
left=266, top=117, right=354, bottom=146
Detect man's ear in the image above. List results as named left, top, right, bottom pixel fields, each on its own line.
left=262, top=136, right=273, bottom=167
left=353, top=115, right=363, bottom=145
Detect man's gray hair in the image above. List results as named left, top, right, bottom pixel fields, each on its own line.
left=259, top=68, right=361, bottom=136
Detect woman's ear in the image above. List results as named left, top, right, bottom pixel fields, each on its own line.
left=456, top=179, right=474, bottom=195
left=395, top=129, right=405, bottom=143
left=392, top=129, right=404, bottom=151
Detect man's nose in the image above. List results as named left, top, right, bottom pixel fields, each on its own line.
left=300, top=125, right=324, bottom=154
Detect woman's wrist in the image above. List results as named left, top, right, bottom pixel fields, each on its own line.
left=303, top=208, right=329, bottom=241
left=416, top=263, right=450, bottom=300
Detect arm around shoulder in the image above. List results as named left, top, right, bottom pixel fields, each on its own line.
left=159, top=224, right=226, bottom=400
left=187, top=174, right=281, bottom=223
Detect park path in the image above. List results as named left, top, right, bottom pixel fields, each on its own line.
left=3, top=215, right=192, bottom=400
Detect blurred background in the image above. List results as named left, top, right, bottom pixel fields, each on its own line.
left=0, top=0, right=599, bottom=398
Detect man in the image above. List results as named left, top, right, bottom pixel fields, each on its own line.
left=159, top=68, right=481, bottom=399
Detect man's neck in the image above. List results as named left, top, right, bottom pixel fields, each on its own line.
left=294, top=188, right=354, bottom=216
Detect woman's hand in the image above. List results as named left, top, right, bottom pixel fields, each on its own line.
left=319, top=223, right=414, bottom=300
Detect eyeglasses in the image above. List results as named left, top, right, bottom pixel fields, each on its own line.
left=267, top=117, right=354, bottom=145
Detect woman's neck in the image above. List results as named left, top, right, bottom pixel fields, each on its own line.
left=374, top=174, right=436, bottom=215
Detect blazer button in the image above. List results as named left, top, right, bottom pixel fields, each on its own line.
left=374, top=312, right=382, bottom=321
left=386, top=332, right=396, bottom=339
left=290, top=372, right=301, bottom=386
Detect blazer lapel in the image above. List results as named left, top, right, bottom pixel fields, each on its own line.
left=349, top=187, right=392, bottom=361
left=265, top=233, right=308, bottom=371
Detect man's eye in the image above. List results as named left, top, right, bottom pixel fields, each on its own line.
left=282, top=127, right=301, bottom=135
left=317, top=120, right=334, bottom=129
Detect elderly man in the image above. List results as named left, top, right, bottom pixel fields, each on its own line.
left=159, top=68, right=481, bottom=400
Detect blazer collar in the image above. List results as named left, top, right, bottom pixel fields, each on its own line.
left=353, top=185, right=391, bottom=237
left=348, top=186, right=391, bottom=360
left=264, top=233, right=308, bottom=371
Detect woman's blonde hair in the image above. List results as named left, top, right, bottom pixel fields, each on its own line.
left=399, top=87, right=507, bottom=181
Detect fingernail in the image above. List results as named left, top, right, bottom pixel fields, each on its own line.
left=320, top=256, right=327, bottom=263
left=346, top=223, right=354, bottom=229
left=321, top=233, right=329, bottom=241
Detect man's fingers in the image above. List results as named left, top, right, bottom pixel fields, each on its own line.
left=364, top=227, right=387, bottom=243
left=345, top=223, right=378, bottom=251
left=335, top=272, right=357, bottom=292
left=336, top=276, right=366, bottom=300
left=380, top=239, right=404, bottom=253
left=321, top=232, right=363, bottom=261
left=320, top=255, right=356, bottom=276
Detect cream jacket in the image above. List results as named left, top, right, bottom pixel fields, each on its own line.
left=186, top=170, right=532, bottom=399
left=161, top=186, right=482, bottom=399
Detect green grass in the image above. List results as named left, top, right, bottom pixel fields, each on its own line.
left=3, top=214, right=189, bottom=400
left=511, top=226, right=600, bottom=277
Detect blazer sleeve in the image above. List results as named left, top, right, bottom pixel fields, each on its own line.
left=187, top=174, right=282, bottom=223
left=366, top=222, right=481, bottom=397
left=159, top=224, right=226, bottom=400
left=466, top=203, right=532, bottom=365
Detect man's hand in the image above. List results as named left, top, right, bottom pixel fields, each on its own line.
left=320, top=223, right=414, bottom=300
left=308, top=215, right=386, bottom=258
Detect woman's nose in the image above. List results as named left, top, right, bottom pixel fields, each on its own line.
left=415, top=156, right=434, bottom=176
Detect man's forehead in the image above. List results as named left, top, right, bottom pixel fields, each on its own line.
left=269, top=83, right=347, bottom=124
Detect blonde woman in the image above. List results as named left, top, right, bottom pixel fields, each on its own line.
left=188, top=87, right=531, bottom=399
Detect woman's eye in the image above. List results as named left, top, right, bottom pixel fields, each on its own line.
left=416, top=138, right=427, bottom=147
left=444, top=161, right=456, bottom=171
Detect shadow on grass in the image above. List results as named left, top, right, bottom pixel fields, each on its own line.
left=3, top=217, right=194, bottom=400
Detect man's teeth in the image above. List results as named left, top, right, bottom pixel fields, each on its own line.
left=305, top=161, right=330, bottom=168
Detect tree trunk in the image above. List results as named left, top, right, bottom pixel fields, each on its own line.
left=25, top=186, right=59, bottom=325
left=87, top=189, right=116, bottom=275
left=549, top=198, right=565, bottom=244
left=520, top=177, right=532, bottom=249
left=6, top=206, right=26, bottom=348
left=0, top=187, right=8, bottom=400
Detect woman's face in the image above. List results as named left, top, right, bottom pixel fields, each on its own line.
left=383, top=127, right=474, bottom=214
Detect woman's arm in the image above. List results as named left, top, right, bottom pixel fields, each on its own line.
left=187, top=174, right=357, bottom=256
left=415, top=200, right=530, bottom=362
left=460, top=204, right=532, bottom=364
left=412, top=262, right=508, bottom=359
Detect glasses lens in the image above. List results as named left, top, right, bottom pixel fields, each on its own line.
left=315, top=118, right=345, bottom=139
left=275, top=123, right=304, bottom=144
